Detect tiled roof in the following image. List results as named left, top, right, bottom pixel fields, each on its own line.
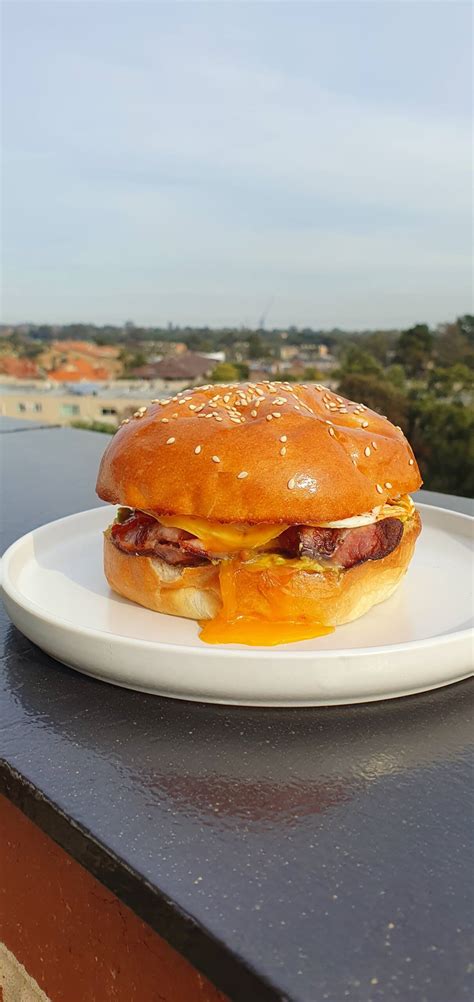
left=0, top=356, right=41, bottom=379
left=132, top=353, right=213, bottom=380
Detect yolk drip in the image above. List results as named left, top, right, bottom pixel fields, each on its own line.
left=198, top=556, right=334, bottom=646
left=199, top=617, right=333, bottom=646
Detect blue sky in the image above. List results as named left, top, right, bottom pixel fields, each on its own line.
left=2, top=1, right=472, bottom=328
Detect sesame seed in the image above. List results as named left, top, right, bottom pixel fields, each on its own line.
left=166, top=437, right=175, bottom=445
left=189, top=404, right=196, bottom=410
left=328, top=427, right=335, bottom=437
left=121, top=418, right=130, bottom=424
left=287, top=477, right=296, bottom=490
left=212, top=455, right=221, bottom=463
left=223, top=394, right=231, bottom=403
left=372, top=441, right=378, bottom=450
left=280, top=447, right=287, bottom=456
left=237, top=471, right=248, bottom=479
left=161, top=417, right=169, bottom=423
left=266, top=414, right=273, bottom=421
left=361, top=420, right=369, bottom=427
left=409, top=458, right=414, bottom=465
left=215, top=416, right=223, bottom=422
left=280, top=435, right=287, bottom=442
left=133, top=411, right=142, bottom=418
left=376, top=484, right=384, bottom=494
left=336, top=396, right=344, bottom=403
left=364, top=446, right=371, bottom=457
left=194, top=445, right=202, bottom=454
left=137, top=406, right=147, bottom=413
left=385, top=482, right=393, bottom=489
left=272, top=411, right=282, bottom=418
left=250, top=409, right=257, bottom=417
left=339, top=407, right=348, bottom=413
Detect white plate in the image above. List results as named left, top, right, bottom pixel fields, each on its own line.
left=1, top=504, right=473, bottom=706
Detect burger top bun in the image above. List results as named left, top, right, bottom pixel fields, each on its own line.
left=96, top=381, right=422, bottom=524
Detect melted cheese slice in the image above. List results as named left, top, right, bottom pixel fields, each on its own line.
left=158, top=515, right=288, bottom=553
left=156, top=495, right=414, bottom=553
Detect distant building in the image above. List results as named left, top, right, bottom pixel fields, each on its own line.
left=40, top=340, right=121, bottom=382
left=280, top=345, right=299, bottom=361
left=0, top=379, right=194, bottom=427
left=0, top=356, right=42, bottom=379
left=131, top=352, right=214, bottom=383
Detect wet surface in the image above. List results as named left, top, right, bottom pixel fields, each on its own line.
left=1, top=427, right=473, bottom=1001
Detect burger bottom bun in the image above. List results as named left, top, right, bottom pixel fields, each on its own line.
left=103, top=511, right=421, bottom=627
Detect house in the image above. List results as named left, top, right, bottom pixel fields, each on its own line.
left=0, top=355, right=42, bottom=379
left=131, top=352, right=214, bottom=383
left=41, top=341, right=121, bottom=382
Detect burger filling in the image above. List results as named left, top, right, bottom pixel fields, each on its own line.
left=111, top=496, right=412, bottom=571
left=109, top=495, right=417, bottom=645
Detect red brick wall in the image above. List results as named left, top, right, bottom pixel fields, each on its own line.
left=0, top=795, right=228, bottom=1002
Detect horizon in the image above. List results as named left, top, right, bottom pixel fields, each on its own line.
left=1, top=312, right=468, bottom=335
left=3, top=1, right=472, bottom=328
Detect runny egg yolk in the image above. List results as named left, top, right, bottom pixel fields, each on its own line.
left=199, top=556, right=335, bottom=646
left=199, top=618, right=333, bottom=646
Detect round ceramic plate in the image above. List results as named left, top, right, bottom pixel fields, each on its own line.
left=1, top=504, right=472, bottom=706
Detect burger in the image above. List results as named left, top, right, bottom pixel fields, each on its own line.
left=96, top=382, right=422, bottom=646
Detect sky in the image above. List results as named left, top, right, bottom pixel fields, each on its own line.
left=2, top=1, right=472, bottom=329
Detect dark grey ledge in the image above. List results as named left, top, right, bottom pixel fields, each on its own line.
left=1, top=425, right=473, bottom=1002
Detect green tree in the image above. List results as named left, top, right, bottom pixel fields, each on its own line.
left=435, top=317, right=474, bottom=368
left=70, top=420, right=115, bottom=434
left=210, top=362, right=240, bottom=382
left=427, top=364, right=474, bottom=398
left=234, top=362, right=250, bottom=380
left=337, top=346, right=383, bottom=378
left=303, top=366, right=323, bottom=381
left=396, top=324, right=434, bottom=376
left=337, top=373, right=408, bottom=429
left=457, top=314, right=474, bottom=343
left=386, top=364, right=406, bottom=390
left=118, top=348, right=147, bottom=376
left=409, top=399, right=474, bottom=497
left=247, top=333, right=265, bottom=359
left=360, top=331, right=397, bottom=365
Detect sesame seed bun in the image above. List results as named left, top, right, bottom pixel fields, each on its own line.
left=103, top=511, right=421, bottom=626
left=96, top=382, right=422, bottom=523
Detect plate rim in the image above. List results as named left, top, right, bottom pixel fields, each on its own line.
left=1, top=502, right=473, bottom=660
